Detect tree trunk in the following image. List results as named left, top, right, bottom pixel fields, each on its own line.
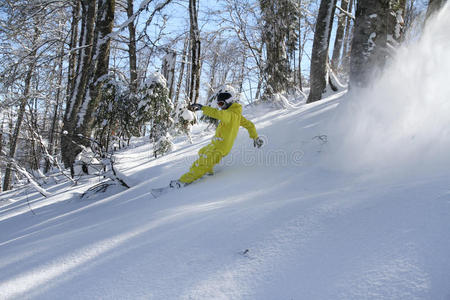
left=67, top=1, right=81, bottom=100
left=2, top=21, right=40, bottom=191
left=45, top=37, right=65, bottom=174
left=237, top=52, right=246, bottom=93
left=425, top=0, right=447, bottom=22
left=175, top=36, right=189, bottom=104
left=255, top=49, right=263, bottom=100
left=298, top=0, right=303, bottom=91
left=161, top=49, right=177, bottom=99
left=189, top=0, right=201, bottom=104
left=207, top=51, right=219, bottom=101
left=127, top=0, right=138, bottom=94
left=341, top=0, right=354, bottom=73
left=0, top=118, right=4, bottom=192
left=62, top=0, right=97, bottom=171
left=27, top=93, right=40, bottom=171
left=77, top=0, right=115, bottom=139
left=3, top=55, right=36, bottom=191
left=307, top=0, right=337, bottom=103
left=260, top=0, right=293, bottom=98
left=61, top=0, right=115, bottom=174
left=331, top=0, right=349, bottom=71
left=185, top=39, right=192, bottom=102
left=349, top=0, right=390, bottom=88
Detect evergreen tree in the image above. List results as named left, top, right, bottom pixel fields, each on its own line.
left=95, top=79, right=139, bottom=149
left=173, top=99, right=196, bottom=143
left=138, top=73, right=174, bottom=157
left=94, top=77, right=124, bottom=151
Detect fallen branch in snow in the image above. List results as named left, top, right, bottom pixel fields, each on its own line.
left=29, top=128, right=76, bottom=185
left=60, top=131, right=131, bottom=195
left=1, top=150, right=52, bottom=197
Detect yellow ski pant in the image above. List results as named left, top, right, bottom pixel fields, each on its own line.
left=179, top=144, right=223, bottom=184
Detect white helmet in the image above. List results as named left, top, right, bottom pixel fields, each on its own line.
left=214, top=84, right=237, bottom=108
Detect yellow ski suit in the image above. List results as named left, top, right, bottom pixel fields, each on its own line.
left=179, top=103, right=258, bottom=184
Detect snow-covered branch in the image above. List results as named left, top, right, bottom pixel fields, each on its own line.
left=0, top=150, right=52, bottom=197
left=335, top=5, right=355, bottom=21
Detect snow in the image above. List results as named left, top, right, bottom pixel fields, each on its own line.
left=181, top=109, right=195, bottom=121
left=367, top=32, right=377, bottom=52
left=1, top=5, right=450, bottom=300
left=2, top=91, right=449, bottom=298
left=145, top=71, right=167, bottom=88
left=324, top=4, right=450, bottom=179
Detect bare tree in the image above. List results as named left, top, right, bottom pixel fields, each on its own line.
left=45, top=17, right=67, bottom=174
left=188, top=0, right=201, bottom=104
left=222, top=0, right=265, bottom=101
left=341, top=0, right=355, bottom=74
left=127, top=0, right=138, bottom=94
left=61, top=0, right=115, bottom=176
left=349, top=0, right=405, bottom=88
left=2, top=17, right=40, bottom=190
left=331, top=0, right=349, bottom=71
left=307, top=0, right=337, bottom=103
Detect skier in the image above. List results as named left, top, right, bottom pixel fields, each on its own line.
left=169, top=85, right=264, bottom=188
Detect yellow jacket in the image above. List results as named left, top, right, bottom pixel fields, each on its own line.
left=201, top=103, right=258, bottom=155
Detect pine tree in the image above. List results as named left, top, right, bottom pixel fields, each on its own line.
left=174, top=100, right=196, bottom=143
left=137, top=73, right=174, bottom=158
left=94, top=77, right=123, bottom=151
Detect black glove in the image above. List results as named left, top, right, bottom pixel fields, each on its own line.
left=253, top=137, right=264, bottom=148
left=188, top=103, right=203, bottom=111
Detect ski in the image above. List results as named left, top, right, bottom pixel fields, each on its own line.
left=151, top=173, right=214, bottom=198
left=151, top=186, right=171, bottom=198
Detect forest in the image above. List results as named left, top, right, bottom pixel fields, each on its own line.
left=1, top=0, right=450, bottom=298
left=0, top=0, right=446, bottom=193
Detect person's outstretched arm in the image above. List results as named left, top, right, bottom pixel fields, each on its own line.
left=240, top=116, right=258, bottom=139
left=201, top=106, right=232, bottom=123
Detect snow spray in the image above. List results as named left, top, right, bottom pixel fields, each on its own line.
left=324, top=4, right=450, bottom=178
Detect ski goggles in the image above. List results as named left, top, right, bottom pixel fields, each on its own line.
left=217, top=92, right=232, bottom=107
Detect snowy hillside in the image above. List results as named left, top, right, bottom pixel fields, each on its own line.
left=1, top=90, right=449, bottom=299
left=1, top=6, right=450, bottom=300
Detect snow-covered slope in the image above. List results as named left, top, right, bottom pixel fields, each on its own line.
left=1, top=5, right=450, bottom=300
left=1, top=91, right=449, bottom=299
